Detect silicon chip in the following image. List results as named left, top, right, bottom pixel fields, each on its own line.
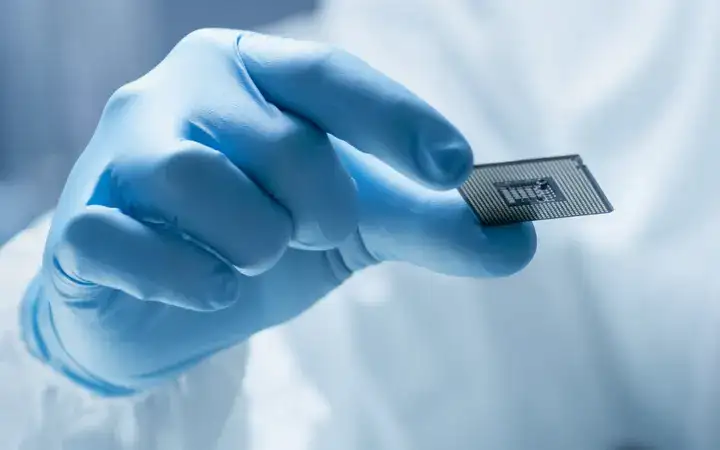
left=458, top=155, right=613, bottom=226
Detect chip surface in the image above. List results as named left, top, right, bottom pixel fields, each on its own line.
left=458, top=155, right=613, bottom=226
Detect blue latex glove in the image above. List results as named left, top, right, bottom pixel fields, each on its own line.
left=21, top=30, right=536, bottom=396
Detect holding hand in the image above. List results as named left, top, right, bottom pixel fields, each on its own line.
left=24, top=30, right=536, bottom=395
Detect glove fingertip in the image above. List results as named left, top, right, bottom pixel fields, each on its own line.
left=479, top=222, right=537, bottom=277
left=418, top=138, right=474, bottom=190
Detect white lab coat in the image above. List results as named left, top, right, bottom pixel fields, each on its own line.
left=2, top=0, right=720, bottom=449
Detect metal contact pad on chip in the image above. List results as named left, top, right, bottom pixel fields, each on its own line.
left=458, top=155, right=613, bottom=226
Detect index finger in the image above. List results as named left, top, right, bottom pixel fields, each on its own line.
left=236, top=32, right=473, bottom=190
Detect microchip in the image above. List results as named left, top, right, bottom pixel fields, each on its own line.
left=458, top=154, right=613, bottom=226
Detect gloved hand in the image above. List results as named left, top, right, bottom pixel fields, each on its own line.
left=21, top=29, right=536, bottom=396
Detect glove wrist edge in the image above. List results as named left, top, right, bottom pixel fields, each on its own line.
left=19, top=274, right=139, bottom=397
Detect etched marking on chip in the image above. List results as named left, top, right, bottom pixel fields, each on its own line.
left=458, top=155, right=613, bottom=226
left=493, top=177, right=566, bottom=207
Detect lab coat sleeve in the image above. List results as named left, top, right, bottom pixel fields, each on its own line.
left=0, top=213, right=252, bottom=450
